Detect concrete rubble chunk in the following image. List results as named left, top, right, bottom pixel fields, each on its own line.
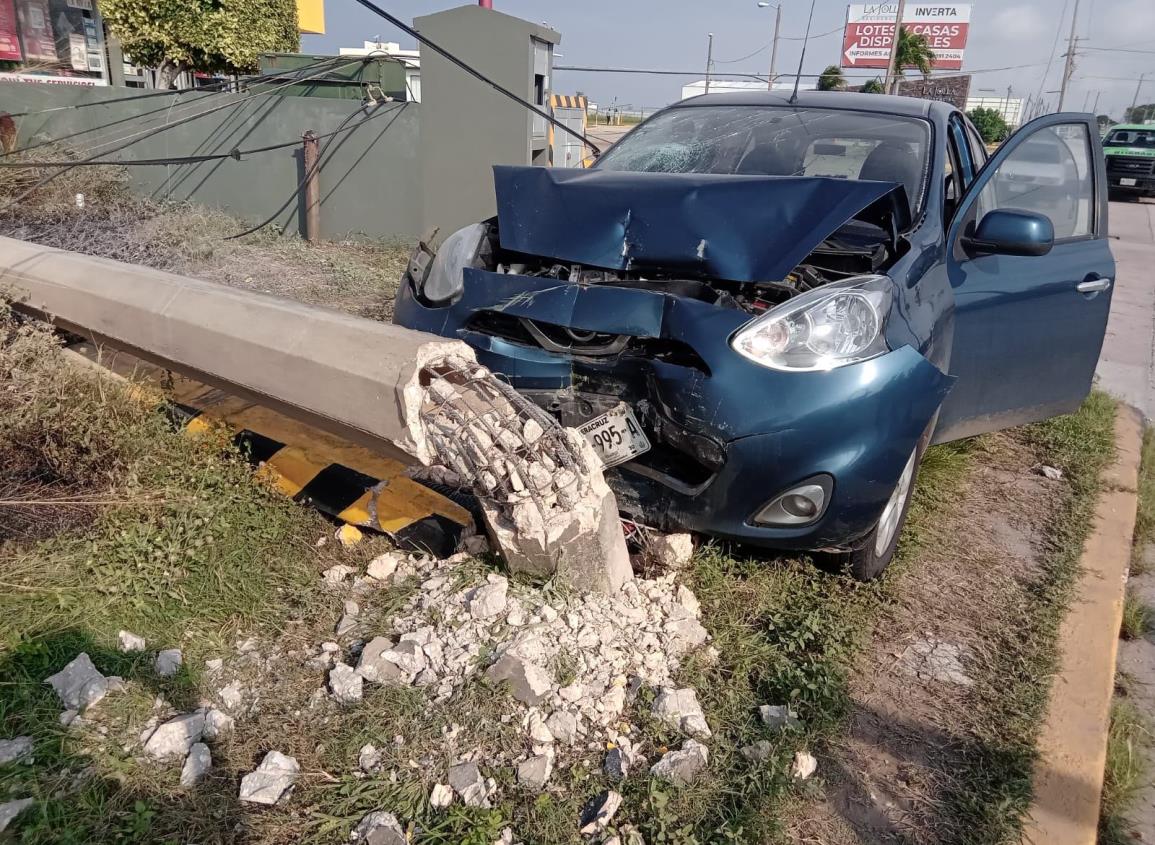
left=665, top=617, right=709, bottom=650
left=239, top=751, right=300, bottom=805
left=468, top=578, right=509, bottom=620
left=203, top=708, right=235, bottom=740
left=143, top=712, right=205, bottom=760
left=205, top=658, right=224, bottom=674
left=218, top=680, right=245, bottom=712
left=758, top=704, right=801, bottom=732
left=517, top=750, right=554, bottom=790
left=898, top=638, right=973, bottom=686
left=579, top=790, right=623, bottom=835
left=650, top=739, right=709, bottom=786
left=358, top=637, right=407, bottom=685
left=155, top=649, right=183, bottom=678
left=545, top=710, right=580, bottom=745
left=359, top=743, right=382, bottom=772
left=352, top=811, right=406, bottom=845
left=382, top=641, right=427, bottom=681
left=322, top=564, right=355, bottom=586
left=448, top=760, right=489, bottom=807
left=525, top=710, right=554, bottom=744
left=650, top=533, right=694, bottom=569
left=0, top=798, right=34, bottom=834
left=604, top=740, right=635, bottom=781
left=117, top=630, right=146, bottom=652
left=329, top=662, right=364, bottom=704
left=652, top=687, right=711, bottom=739
left=740, top=740, right=774, bottom=764
left=486, top=654, right=552, bottom=705
left=1039, top=464, right=1063, bottom=480
left=180, top=743, right=212, bottom=787
left=429, top=783, right=453, bottom=808
left=366, top=552, right=403, bottom=582
left=791, top=749, right=818, bottom=780
left=45, top=653, right=108, bottom=712
left=0, top=737, right=33, bottom=765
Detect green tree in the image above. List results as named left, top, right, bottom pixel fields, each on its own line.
left=967, top=106, right=1010, bottom=144
left=101, top=0, right=299, bottom=88
left=894, top=25, right=936, bottom=81
left=1126, top=103, right=1155, bottom=124
left=862, top=77, right=885, bottom=94
left=817, top=65, right=847, bottom=91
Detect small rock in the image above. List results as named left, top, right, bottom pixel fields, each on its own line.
left=321, top=642, right=340, bottom=653
left=791, top=749, right=818, bottom=780
left=203, top=708, right=234, bottom=740
left=155, top=649, right=183, bottom=678
left=740, top=740, right=773, bottom=763
left=486, top=654, right=552, bottom=705
left=448, top=761, right=489, bottom=807
left=898, top=638, right=973, bottom=686
left=322, top=564, right=355, bottom=586
left=335, top=611, right=359, bottom=638
left=366, top=552, right=402, bottom=582
left=0, top=737, right=33, bottom=765
left=204, top=658, right=224, bottom=674
left=652, top=688, right=711, bottom=739
left=650, top=739, right=709, bottom=786
left=352, top=811, right=406, bottom=845
left=650, top=533, right=694, bottom=569
left=517, top=751, right=554, bottom=790
left=546, top=710, right=580, bottom=745
left=579, top=790, right=622, bottom=835
left=429, top=783, right=453, bottom=808
left=758, top=704, right=801, bottom=732
left=329, top=663, right=363, bottom=704
left=238, top=751, right=299, bottom=805
left=382, top=641, right=427, bottom=681
left=180, top=743, right=212, bottom=787
left=462, top=534, right=490, bottom=556
left=469, top=579, right=509, bottom=620
left=358, top=637, right=406, bottom=685
left=359, top=743, right=382, bottom=772
left=676, top=585, right=701, bottom=616
left=117, top=630, right=146, bottom=652
left=526, top=711, right=554, bottom=744
left=665, top=617, right=709, bottom=649
left=0, top=798, right=34, bottom=834
left=45, top=653, right=108, bottom=712
left=143, top=712, right=205, bottom=760
left=1039, top=465, right=1063, bottom=481
left=604, top=742, right=634, bottom=780
left=59, top=710, right=78, bottom=727
left=218, top=680, right=245, bottom=712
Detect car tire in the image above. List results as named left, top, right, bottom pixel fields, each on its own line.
left=827, top=425, right=932, bottom=582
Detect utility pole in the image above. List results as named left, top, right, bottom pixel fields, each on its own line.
left=704, top=32, right=715, bottom=95
left=1057, top=0, right=1081, bottom=111
left=884, top=0, right=906, bottom=95
left=1092, top=90, right=1101, bottom=114
left=1132, top=73, right=1147, bottom=122
left=757, top=2, right=783, bottom=90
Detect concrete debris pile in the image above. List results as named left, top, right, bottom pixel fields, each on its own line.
left=413, top=356, right=632, bottom=594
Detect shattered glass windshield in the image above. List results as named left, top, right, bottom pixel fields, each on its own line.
left=596, top=105, right=933, bottom=216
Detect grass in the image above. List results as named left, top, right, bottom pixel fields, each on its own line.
left=1133, top=426, right=1155, bottom=575
left=933, top=391, right=1118, bottom=842
left=1121, top=590, right=1154, bottom=640
left=1100, top=694, right=1152, bottom=845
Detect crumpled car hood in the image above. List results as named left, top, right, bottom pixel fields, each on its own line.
left=493, top=165, right=911, bottom=284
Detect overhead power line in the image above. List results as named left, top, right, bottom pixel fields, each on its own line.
left=348, top=0, right=601, bottom=157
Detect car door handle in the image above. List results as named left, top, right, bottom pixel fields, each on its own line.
left=1076, top=278, right=1113, bottom=293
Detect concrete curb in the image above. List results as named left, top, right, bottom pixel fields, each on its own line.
left=1024, top=405, right=1143, bottom=845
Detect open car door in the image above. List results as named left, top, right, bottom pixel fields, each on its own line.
left=934, top=113, right=1115, bottom=442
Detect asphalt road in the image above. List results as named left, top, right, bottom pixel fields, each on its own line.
left=1097, top=199, right=1155, bottom=421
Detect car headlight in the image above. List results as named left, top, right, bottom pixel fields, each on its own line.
left=731, top=274, right=894, bottom=371
left=410, top=223, right=487, bottom=304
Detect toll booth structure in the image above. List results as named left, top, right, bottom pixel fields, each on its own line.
left=550, top=94, right=589, bottom=168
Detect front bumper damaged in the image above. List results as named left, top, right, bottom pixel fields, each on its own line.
left=395, top=269, right=954, bottom=551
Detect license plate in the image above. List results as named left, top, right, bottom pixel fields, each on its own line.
left=1121, top=177, right=1138, bottom=186
left=578, top=404, right=651, bottom=468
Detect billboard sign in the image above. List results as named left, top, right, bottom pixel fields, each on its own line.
left=842, top=3, right=972, bottom=71
left=0, top=0, right=20, bottom=61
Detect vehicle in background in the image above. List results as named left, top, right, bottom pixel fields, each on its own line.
left=396, top=92, right=1114, bottom=580
left=1103, top=124, right=1155, bottom=198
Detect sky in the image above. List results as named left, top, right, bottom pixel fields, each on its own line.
left=303, top=0, right=1155, bottom=120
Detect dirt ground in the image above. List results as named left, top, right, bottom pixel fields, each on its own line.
left=1117, top=546, right=1155, bottom=838
left=790, top=433, right=1068, bottom=844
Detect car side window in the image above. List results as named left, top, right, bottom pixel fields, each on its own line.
left=974, top=123, right=1096, bottom=241
left=964, top=122, right=988, bottom=168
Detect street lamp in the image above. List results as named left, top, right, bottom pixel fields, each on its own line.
left=756, top=1, right=783, bottom=91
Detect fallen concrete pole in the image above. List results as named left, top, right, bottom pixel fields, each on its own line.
left=0, top=236, right=632, bottom=592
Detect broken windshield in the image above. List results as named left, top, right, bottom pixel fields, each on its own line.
left=596, top=105, right=932, bottom=217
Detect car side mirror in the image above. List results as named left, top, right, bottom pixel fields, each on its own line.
left=961, top=209, right=1055, bottom=257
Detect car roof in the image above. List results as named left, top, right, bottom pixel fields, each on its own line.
left=672, top=90, right=950, bottom=119
left=1108, top=124, right=1155, bottom=131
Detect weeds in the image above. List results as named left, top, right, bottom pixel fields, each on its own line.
left=1121, top=590, right=1154, bottom=640
left=1100, top=694, right=1151, bottom=845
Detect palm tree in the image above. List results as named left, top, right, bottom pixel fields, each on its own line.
left=894, top=25, right=936, bottom=80
left=817, top=65, right=847, bottom=91
left=862, top=77, right=885, bottom=94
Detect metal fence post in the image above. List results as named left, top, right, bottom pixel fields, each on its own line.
left=302, top=130, right=321, bottom=243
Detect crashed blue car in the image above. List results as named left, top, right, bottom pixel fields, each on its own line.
left=395, top=92, right=1114, bottom=578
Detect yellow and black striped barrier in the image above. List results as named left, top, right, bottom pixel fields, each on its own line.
left=70, top=343, right=476, bottom=557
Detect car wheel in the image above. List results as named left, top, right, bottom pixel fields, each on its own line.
left=829, top=435, right=926, bottom=582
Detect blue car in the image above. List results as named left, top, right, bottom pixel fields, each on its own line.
left=395, top=92, right=1114, bottom=579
